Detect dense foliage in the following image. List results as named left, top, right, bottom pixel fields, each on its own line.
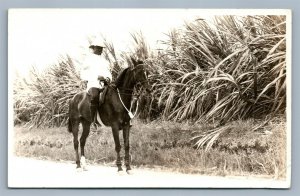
left=13, top=15, right=287, bottom=127
left=144, top=15, right=287, bottom=123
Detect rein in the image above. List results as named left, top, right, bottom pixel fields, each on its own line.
left=112, top=63, right=148, bottom=119
left=117, top=88, right=139, bottom=119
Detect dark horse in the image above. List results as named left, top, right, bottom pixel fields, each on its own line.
left=68, top=59, right=150, bottom=173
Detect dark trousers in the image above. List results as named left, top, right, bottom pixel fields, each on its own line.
left=88, top=87, right=101, bottom=124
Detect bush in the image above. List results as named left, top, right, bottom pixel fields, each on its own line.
left=14, top=56, right=84, bottom=127
left=143, top=15, right=286, bottom=123
left=13, top=15, right=287, bottom=127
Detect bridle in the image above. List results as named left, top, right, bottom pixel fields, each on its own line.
left=115, top=64, right=149, bottom=119
left=116, top=64, right=149, bottom=94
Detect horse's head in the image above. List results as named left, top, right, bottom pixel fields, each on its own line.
left=130, top=58, right=151, bottom=94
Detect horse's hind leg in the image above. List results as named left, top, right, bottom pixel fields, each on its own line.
left=111, top=123, right=123, bottom=172
left=80, top=119, right=91, bottom=171
left=71, top=120, right=81, bottom=169
left=123, top=124, right=132, bottom=173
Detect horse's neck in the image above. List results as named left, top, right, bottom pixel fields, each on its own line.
left=118, top=72, right=134, bottom=106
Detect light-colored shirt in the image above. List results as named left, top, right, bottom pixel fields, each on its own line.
left=81, top=53, right=112, bottom=89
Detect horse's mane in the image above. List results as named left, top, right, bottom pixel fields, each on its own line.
left=115, top=68, right=130, bottom=87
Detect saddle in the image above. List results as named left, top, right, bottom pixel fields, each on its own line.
left=98, top=78, right=113, bottom=106
left=99, top=86, right=108, bottom=106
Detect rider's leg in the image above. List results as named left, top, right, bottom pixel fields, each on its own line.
left=99, top=85, right=108, bottom=105
left=88, top=87, right=101, bottom=128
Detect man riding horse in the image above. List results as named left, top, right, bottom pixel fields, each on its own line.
left=69, top=51, right=150, bottom=173
left=80, top=39, right=111, bottom=129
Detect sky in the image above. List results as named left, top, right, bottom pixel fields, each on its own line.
left=9, top=9, right=210, bottom=77
left=9, top=9, right=289, bottom=77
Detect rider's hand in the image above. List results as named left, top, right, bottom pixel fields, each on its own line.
left=105, top=77, right=111, bottom=84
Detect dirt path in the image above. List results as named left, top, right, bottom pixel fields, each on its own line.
left=8, top=156, right=288, bottom=188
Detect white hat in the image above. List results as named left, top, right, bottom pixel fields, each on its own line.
left=90, top=38, right=105, bottom=48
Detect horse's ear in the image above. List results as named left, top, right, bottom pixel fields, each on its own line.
left=130, top=57, right=137, bottom=67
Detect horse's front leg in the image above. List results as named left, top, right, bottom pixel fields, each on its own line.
left=111, top=123, right=123, bottom=172
left=123, top=123, right=132, bottom=174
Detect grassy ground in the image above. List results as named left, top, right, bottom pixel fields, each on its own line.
left=13, top=118, right=287, bottom=179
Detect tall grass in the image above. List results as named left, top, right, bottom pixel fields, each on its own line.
left=144, top=15, right=286, bottom=124
left=13, top=15, right=287, bottom=129
left=14, top=56, right=83, bottom=127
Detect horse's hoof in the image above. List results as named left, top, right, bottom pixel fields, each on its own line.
left=76, top=167, right=83, bottom=172
left=82, top=165, right=88, bottom=171
left=118, top=170, right=126, bottom=176
left=80, top=156, right=88, bottom=171
left=126, top=170, right=134, bottom=175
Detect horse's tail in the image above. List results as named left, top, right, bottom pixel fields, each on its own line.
left=68, top=99, right=73, bottom=133
left=68, top=117, right=72, bottom=133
